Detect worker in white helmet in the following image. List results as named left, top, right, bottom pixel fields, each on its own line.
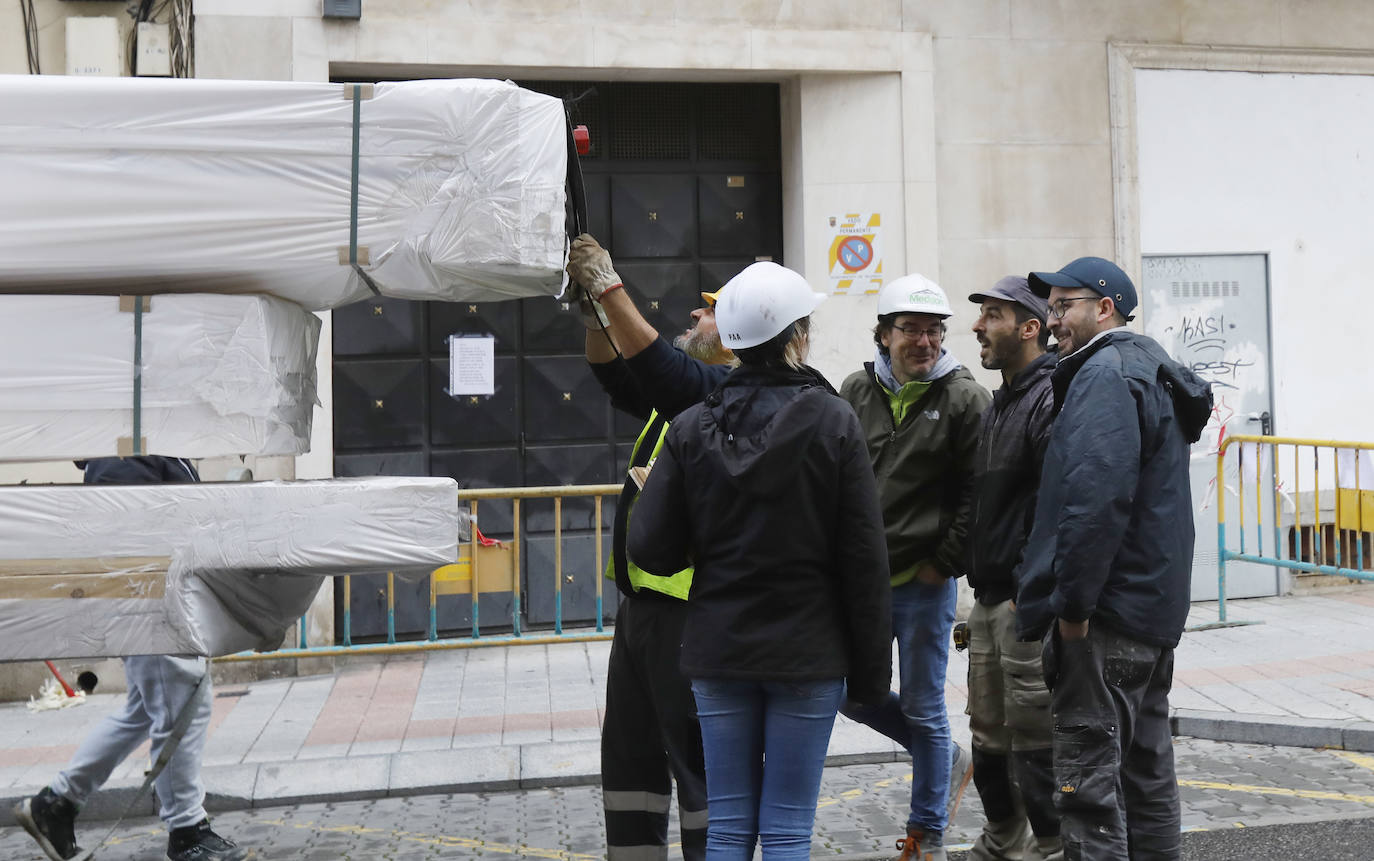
left=839, top=274, right=992, bottom=861
left=628, top=261, right=893, bottom=860
left=567, top=233, right=730, bottom=861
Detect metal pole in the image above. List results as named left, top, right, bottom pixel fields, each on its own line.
left=1217, top=440, right=1229, bottom=623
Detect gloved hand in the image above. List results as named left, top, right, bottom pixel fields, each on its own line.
left=566, top=278, right=609, bottom=331
left=567, top=234, right=623, bottom=299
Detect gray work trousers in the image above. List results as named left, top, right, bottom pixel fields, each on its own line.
left=967, top=599, right=1061, bottom=859
left=51, top=655, right=212, bottom=829
left=1043, top=623, right=1180, bottom=861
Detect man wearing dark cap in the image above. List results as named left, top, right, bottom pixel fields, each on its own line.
left=1016, top=257, right=1213, bottom=861
left=964, top=277, right=1061, bottom=861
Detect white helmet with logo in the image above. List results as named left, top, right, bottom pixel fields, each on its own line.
left=715, top=262, right=826, bottom=350
left=877, top=274, right=953, bottom=318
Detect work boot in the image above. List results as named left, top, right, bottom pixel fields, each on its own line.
left=166, top=819, right=249, bottom=861
left=948, top=742, right=974, bottom=822
left=13, top=786, right=82, bottom=861
left=969, top=815, right=1035, bottom=860
left=893, top=826, right=946, bottom=861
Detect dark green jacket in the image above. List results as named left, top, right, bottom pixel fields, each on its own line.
left=841, top=363, right=990, bottom=586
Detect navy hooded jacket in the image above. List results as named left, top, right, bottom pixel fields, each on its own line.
left=1015, top=331, right=1212, bottom=648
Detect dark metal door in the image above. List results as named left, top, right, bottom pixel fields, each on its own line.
left=332, top=80, right=782, bottom=639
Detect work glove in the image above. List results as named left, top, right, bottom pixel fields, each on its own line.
left=567, top=234, right=623, bottom=300
left=566, top=278, right=609, bottom=331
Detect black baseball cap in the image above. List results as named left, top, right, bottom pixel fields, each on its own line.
left=1028, top=256, right=1137, bottom=320
left=968, top=276, right=1048, bottom=321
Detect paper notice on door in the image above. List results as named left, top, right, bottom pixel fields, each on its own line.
left=448, top=335, right=495, bottom=396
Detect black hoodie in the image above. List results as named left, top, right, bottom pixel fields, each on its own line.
left=627, top=364, right=893, bottom=703
left=967, top=350, right=1057, bottom=605
left=1015, top=331, right=1213, bottom=648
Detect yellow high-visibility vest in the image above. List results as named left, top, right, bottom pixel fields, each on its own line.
left=607, top=409, right=694, bottom=600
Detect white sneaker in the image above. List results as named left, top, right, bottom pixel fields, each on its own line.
left=948, top=742, right=974, bottom=822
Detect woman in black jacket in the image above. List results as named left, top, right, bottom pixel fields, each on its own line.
left=628, top=261, right=893, bottom=860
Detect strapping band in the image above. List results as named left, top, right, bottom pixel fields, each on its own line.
left=348, top=83, right=381, bottom=297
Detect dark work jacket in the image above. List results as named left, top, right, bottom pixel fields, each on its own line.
left=840, top=364, right=990, bottom=582
left=590, top=336, right=730, bottom=425
left=1015, top=331, right=1212, bottom=648
left=80, top=456, right=200, bottom=485
left=627, top=364, right=893, bottom=704
left=591, top=336, right=730, bottom=600
left=967, top=350, right=1056, bottom=606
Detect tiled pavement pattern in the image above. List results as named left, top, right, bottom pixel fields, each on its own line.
left=2, top=738, right=1373, bottom=859
left=1, top=593, right=1373, bottom=823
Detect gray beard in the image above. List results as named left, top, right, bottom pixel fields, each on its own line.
left=674, top=332, right=718, bottom=362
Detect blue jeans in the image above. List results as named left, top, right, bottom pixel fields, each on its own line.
left=841, top=577, right=957, bottom=833
left=690, top=678, right=845, bottom=860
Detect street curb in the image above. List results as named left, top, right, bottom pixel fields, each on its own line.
left=0, top=746, right=907, bottom=826
left=6, top=711, right=1370, bottom=826
left=1171, top=708, right=1374, bottom=752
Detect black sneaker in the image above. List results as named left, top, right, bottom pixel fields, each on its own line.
left=12, top=786, right=82, bottom=861
left=166, top=819, right=249, bottom=861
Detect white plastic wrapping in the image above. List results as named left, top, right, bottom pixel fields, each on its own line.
left=0, top=477, right=460, bottom=660
left=0, top=75, right=569, bottom=310
left=0, top=294, right=319, bottom=461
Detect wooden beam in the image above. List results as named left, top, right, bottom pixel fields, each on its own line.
left=2, top=571, right=166, bottom=600
left=0, top=557, right=171, bottom=577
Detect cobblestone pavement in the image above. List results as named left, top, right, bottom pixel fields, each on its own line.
left=4, top=737, right=1374, bottom=860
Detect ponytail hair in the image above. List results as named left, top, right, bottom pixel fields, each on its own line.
left=733, top=316, right=811, bottom=370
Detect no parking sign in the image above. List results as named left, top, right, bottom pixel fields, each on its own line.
left=827, top=212, right=882, bottom=294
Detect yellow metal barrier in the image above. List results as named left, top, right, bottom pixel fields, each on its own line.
left=1216, top=434, right=1373, bottom=623
left=217, top=483, right=623, bottom=663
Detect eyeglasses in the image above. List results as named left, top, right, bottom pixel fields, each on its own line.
left=891, top=323, right=944, bottom=342
left=1048, top=296, right=1098, bottom=319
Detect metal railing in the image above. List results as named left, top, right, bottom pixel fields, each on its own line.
left=218, top=483, right=623, bottom=663
left=1216, top=434, right=1373, bottom=623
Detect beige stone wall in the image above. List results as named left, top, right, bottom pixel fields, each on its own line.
left=0, top=0, right=132, bottom=77
left=7, top=0, right=1374, bottom=451
left=184, top=0, right=1374, bottom=394
left=913, top=0, right=1374, bottom=386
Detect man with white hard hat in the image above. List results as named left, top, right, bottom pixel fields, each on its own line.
left=840, top=274, right=991, bottom=861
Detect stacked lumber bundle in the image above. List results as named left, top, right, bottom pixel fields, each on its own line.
left=0, top=294, right=319, bottom=460
left=0, top=75, right=574, bottom=659
left=0, top=477, right=462, bottom=660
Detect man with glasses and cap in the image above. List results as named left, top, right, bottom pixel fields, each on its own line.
left=1015, top=257, right=1212, bottom=861
left=840, top=274, right=991, bottom=861
left=567, top=234, right=732, bottom=861
left=963, top=277, right=1061, bottom=861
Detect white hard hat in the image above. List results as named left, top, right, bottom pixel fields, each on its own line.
left=877, top=274, right=953, bottom=318
left=715, top=262, right=826, bottom=350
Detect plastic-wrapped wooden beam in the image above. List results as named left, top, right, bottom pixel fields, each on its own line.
left=0, top=477, right=461, bottom=660
left=0, top=76, right=569, bottom=310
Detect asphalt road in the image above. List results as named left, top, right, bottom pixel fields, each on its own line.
left=3, top=737, right=1374, bottom=859
left=1172, top=817, right=1374, bottom=860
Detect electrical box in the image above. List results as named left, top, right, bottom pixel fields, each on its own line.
left=135, top=21, right=171, bottom=77
left=65, top=16, right=121, bottom=77
left=323, top=0, right=362, bottom=19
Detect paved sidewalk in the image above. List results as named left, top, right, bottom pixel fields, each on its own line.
left=2, top=592, right=1373, bottom=825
